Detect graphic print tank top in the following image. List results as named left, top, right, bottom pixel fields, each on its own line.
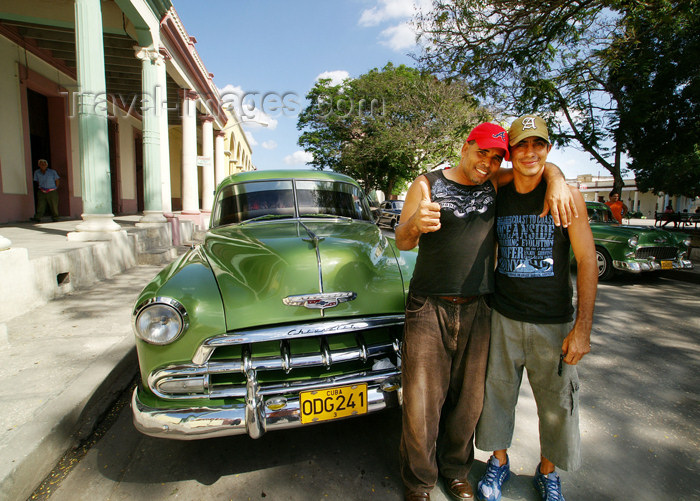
left=409, top=170, right=496, bottom=297
left=492, top=181, right=574, bottom=323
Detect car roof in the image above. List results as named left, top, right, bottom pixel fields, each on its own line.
left=586, top=201, right=609, bottom=209
left=218, top=169, right=360, bottom=189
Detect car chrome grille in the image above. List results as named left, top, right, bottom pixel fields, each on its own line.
left=149, top=315, right=404, bottom=400
left=635, top=246, right=678, bottom=260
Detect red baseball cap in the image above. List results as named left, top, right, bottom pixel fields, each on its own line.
left=466, top=122, right=510, bottom=161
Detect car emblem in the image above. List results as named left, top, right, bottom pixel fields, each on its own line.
left=283, top=292, right=357, bottom=310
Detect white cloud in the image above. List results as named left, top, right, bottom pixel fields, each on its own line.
left=359, top=0, right=432, bottom=51
left=218, top=84, right=278, bottom=129
left=315, top=70, right=351, bottom=87
left=379, top=22, right=417, bottom=51
left=284, top=150, right=314, bottom=165
left=359, top=0, right=430, bottom=27
left=244, top=131, right=257, bottom=146
left=262, top=140, right=278, bottom=150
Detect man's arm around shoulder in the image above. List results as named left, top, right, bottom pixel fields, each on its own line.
left=562, top=186, right=598, bottom=365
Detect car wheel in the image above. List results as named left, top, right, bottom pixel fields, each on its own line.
left=390, top=219, right=397, bottom=230
left=596, top=246, right=614, bottom=281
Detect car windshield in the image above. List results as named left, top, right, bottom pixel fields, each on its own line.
left=212, top=179, right=374, bottom=226
left=588, top=205, right=616, bottom=223
left=391, top=201, right=404, bottom=210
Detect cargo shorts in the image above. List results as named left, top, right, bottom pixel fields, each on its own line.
left=475, top=309, right=581, bottom=471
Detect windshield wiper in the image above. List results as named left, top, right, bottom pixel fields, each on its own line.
left=299, top=213, right=353, bottom=222
left=240, top=214, right=293, bottom=225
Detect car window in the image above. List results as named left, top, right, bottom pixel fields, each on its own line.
left=587, top=205, right=615, bottom=223
left=212, top=179, right=373, bottom=226
left=296, top=180, right=373, bottom=221
left=213, top=180, right=295, bottom=225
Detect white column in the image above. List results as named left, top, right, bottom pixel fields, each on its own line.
left=200, top=116, right=215, bottom=214
left=215, top=130, right=226, bottom=187
left=633, top=190, right=639, bottom=211
left=180, top=89, right=199, bottom=214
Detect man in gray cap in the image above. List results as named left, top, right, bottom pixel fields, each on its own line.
left=475, top=115, right=597, bottom=501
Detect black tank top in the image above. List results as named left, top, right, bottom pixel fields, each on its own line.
left=493, top=181, right=574, bottom=323
left=409, top=170, right=496, bottom=296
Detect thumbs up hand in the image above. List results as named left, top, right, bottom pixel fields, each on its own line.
left=413, top=181, right=442, bottom=234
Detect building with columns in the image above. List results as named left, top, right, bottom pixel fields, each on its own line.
left=0, top=0, right=254, bottom=237
left=572, top=174, right=698, bottom=218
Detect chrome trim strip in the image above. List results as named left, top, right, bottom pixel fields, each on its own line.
left=191, top=315, right=405, bottom=365
left=299, top=220, right=325, bottom=294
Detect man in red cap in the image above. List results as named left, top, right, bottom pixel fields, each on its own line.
left=395, top=122, right=575, bottom=501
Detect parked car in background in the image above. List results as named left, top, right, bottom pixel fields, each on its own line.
left=376, top=200, right=405, bottom=230
left=585, top=201, right=693, bottom=280
left=131, top=170, right=417, bottom=439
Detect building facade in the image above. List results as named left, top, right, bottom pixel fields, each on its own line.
left=573, top=174, right=698, bottom=217
left=0, top=0, right=253, bottom=237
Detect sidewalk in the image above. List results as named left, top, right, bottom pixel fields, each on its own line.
left=0, top=217, right=193, bottom=501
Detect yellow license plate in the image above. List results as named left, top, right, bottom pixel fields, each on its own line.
left=300, top=384, right=367, bottom=424
left=661, top=260, right=673, bottom=270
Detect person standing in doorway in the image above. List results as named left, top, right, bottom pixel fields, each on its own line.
left=32, top=158, right=60, bottom=222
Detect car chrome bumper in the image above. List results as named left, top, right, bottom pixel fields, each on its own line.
left=613, top=259, right=693, bottom=273
left=132, top=370, right=402, bottom=440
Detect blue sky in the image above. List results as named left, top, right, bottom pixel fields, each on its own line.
left=172, top=0, right=605, bottom=180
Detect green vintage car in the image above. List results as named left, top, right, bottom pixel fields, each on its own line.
left=131, top=170, right=416, bottom=439
left=586, top=201, right=693, bottom=280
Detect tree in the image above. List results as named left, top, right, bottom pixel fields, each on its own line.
left=297, top=63, right=488, bottom=195
left=608, top=0, right=700, bottom=197
left=414, top=0, right=634, bottom=192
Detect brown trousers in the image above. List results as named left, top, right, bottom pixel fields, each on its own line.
left=400, top=293, right=491, bottom=491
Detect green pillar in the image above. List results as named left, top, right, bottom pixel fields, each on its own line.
left=70, top=0, right=120, bottom=238
left=136, top=46, right=166, bottom=224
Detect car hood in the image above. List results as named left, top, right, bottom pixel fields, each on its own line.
left=591, top=223, right=681, bottom=245
left=203, top=220, right=407, bottom=331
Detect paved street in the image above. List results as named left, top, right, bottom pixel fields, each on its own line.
left=35, top=271, right=699, bottom=501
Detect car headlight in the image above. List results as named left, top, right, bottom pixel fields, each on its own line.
left=133, top=298, right=188, bottom=345
left=627, top=235, right=639, bottom=247
left=683, top=238, right=691, bottom=248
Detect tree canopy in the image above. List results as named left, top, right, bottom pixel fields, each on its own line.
left=297, top=63, right=488, bottom=196
left=608, top=0, right=700, bottom=197
left=414, top=0, right=699, bottom=197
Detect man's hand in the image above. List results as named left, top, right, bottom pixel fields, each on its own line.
left=541, top=177, right=578, bottom=227
left=561, top=322, right=591, bottom=365
left=412, top=182, right=441, bottom=234
left=395, top=178, right=441, bottom=250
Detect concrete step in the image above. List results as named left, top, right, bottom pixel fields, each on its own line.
left=136, top=246, right=178, bottom=266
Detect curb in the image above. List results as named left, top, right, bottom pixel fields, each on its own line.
left=0, top=338, right=138, bottom=501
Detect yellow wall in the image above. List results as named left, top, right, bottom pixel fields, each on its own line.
left=118, top=117, right=136, bottom=200
left=168, top=126, right=182, bottom=199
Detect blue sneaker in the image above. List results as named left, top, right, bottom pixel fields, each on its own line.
left=533, top=464, right=565, bottom=500
left=476, top=455, right=510, bottom=501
